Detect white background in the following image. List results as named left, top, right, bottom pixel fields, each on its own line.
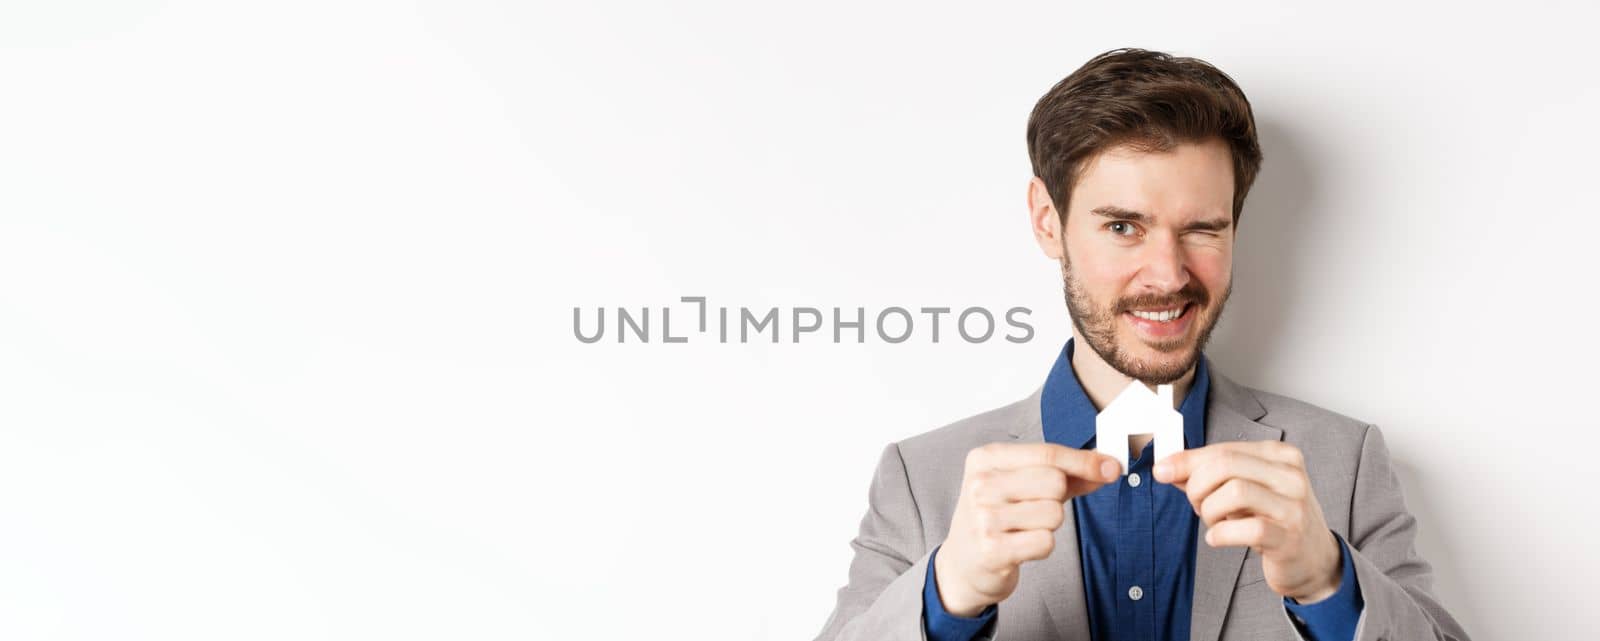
left=1, top=1, right=1595, bottom=639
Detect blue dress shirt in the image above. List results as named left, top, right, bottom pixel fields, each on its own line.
left=923, top=338, right=1363, bottom=641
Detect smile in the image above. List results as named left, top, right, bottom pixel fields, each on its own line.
left=1128, top=304, right=1188, bottom=323
left=1122, top=303, right=1196, bottom=338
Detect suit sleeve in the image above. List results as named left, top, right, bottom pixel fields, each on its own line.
left=1340, top=424, right=1473, bottom=641
left=813, top=442, right=944, bottom=641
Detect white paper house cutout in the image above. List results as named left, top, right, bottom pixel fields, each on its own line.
left=1095, top=381, right=1185, bottom=470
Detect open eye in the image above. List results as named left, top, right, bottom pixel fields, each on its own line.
left=1106, top=221, right=1139, bottom=237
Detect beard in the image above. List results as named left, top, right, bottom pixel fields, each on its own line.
left=1061, top=249, right=1231, bottom=385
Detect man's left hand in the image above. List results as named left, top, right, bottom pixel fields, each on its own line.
left=1152, top=441, right=1343, bottom=603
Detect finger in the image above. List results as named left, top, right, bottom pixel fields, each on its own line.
left=1203, top=516, right=1286, bottom=550
left=971, top=466, right=1071, bottom=506
left=997, top=528, right=1056, bottom=565
left=1180, top=452, right=1305, bottom=516
left=968, top=442, right=1122, bottom=483
left=1196, top=478, right=1297, bottom=527
left=1152, top=447, right=1203, bottom=486
left=991, top=499, right=1067, bottom=532
left=1154, top=441, right=1305, bottom=485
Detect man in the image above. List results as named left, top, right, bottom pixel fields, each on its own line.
left=812, top=49, right=1470, bottom=641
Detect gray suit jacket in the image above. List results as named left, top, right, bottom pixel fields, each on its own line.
left=813, top=367, right=1470, bottom=641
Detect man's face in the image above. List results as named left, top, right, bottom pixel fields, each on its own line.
left=1037, top=138, right=1237, bottom=384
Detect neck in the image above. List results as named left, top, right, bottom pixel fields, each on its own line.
left=1069, top=328, right=1196, bottom=413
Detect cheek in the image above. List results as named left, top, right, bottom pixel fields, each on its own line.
left=1075, top=252, right=1141, bottom=298
left=1188, top=252, right=1232, bottom=294
left=1067, top=238, right=1140, bottom=285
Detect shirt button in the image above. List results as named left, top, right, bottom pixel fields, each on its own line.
left=1128, top=585, right=1144, bottom=601
left=1128, top=472, right=1142, bottom=487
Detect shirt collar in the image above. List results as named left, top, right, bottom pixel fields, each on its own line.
left=1040, top=336, right=1210, bottom=451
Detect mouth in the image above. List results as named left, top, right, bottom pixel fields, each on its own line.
left=1122, top=302, right=1196, bottom=339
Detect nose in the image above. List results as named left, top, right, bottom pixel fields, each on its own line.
left=1134, top=231, right=1191, bottom=296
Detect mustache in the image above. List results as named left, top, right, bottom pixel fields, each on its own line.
left=1115, top=282, right=1209, bottom=313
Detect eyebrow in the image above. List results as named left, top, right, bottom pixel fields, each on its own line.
left=1090, top=205, right=1232, bottom=232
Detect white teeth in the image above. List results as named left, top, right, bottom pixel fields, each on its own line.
left=1131, top=306, right=1185, bottom=322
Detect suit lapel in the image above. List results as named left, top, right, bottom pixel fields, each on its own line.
left=1008, top=387, right=1093, bottom=641
left=1189, top=369, right=1281, bottom=641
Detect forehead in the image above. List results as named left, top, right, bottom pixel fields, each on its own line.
left=1068, top=138, right=1235, bottom=222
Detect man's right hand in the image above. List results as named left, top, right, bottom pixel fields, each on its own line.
left=932, top=442, right=1124, bottom=616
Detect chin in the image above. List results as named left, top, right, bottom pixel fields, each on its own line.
left=1115, top=336, right=1198, bottom=383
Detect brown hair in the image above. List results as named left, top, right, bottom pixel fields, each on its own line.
left=1026, top=48, right=1263, bottom=224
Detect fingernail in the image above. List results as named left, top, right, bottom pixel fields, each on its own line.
left=1100, top=460, right=1120, bottom=480
left=1153, top=461, right=1171, bottom=480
